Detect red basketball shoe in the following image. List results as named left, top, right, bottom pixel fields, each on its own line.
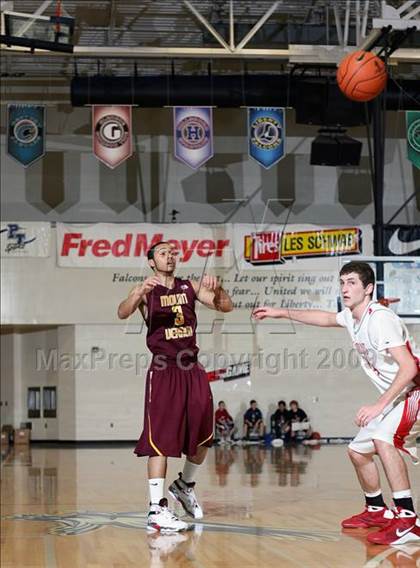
left=341, top=505, right=393, bottom=529
left=367, top=508, right=420, bottom=545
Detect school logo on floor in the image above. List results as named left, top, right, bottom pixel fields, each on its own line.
left=4, top=511, right=339, bottom=541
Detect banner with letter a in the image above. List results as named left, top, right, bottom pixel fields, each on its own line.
left=248, top=107, right=285, bottom=169
left=174, top=107, right=213, bottom=169
left=93, top=106, right=132, bottom=169
left=7, top=104, right=45, bottom=167
left=406, top=111, right=420, bottom=169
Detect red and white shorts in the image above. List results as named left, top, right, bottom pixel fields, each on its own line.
left=349, top=388, right=420, bottom=464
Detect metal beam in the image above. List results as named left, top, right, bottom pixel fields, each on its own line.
left=344, top=0, right=350, bottom=46
left=333, top=4, right=344, bottom=46
left=229, top=0, right=234, bottom=50
left=0, top=44, right=418, bottom=63
left=182, top=0, right=232, bottom=52
left=107, top=0, right=117, bottom=47
left=361, top=0, right=369, bottom=38
left=357, top=27, right=384, bottom=51
left=236, top=1, right=280, bottom=50
left=355, top=0, right=361, bottom=45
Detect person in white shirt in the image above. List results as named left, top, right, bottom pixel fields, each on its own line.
left=253, top=261, right=420, bottom=546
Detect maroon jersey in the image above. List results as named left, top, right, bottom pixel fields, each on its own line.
left=145, top=278, right=198, bottom=364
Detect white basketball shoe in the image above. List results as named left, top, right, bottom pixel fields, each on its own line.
left=168, top=472, right=204, bottom=519
left=147, top=498, right=189, bottom=532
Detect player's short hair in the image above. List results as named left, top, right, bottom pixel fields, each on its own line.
left=250, top=399, right=257, bottom=404
left=339, top=261, right=375, bottom=289
left=147, top=241, right=169, bottom=261
left=218, top=400, right=225, bottom=405
left=290, top=400, right=298, bottom=406
left=278, top=400, right=286, bottom=406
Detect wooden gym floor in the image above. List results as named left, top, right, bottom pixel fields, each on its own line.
left=1, top=443, right=419, bottom=568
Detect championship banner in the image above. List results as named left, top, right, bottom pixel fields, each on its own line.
left=92, top=106, right=132, bottom=169
left=173, top=107, right=213, bottom=169
left=383, top=225, right=420, bottom=256
left=248, top=107, right=285, bottom=169
left=7, top=104, right=45, bottom=167
left=0, top=222, right=51, bottom=257
left=406, top=111, right=420, bottom=169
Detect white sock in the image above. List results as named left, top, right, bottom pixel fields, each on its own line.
left=392, top=489, right=412, bottom=499
left=149, top=478, right=165, bottom=505
left=182, top=460, right=200, bottom=484
left=364, top=490, right=382, bottom=498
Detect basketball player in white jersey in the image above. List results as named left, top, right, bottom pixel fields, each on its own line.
left=253, top=261, right=420, bottom=545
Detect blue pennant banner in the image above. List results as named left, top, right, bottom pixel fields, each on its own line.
left=248, top=107, right=286, bottom=169
left=174, top=107, right=213, bottom=169
left=7, top=104, right=46, bottom=167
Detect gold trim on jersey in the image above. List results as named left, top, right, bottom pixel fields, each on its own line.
left=198, top=431, right=214, bottom=447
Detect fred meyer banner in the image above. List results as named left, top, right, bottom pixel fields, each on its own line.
left=406, top=111, right=420, bottom=169
left=7, top=104, right=45, bottom=167
left=248, top=107, right=285, bottom=169
left=93, top=106, right=132, bottom=169
left=57, top=223, right=372, bottom=268
left=1, top=222, right=51, bottom=257
left=174, top=107, right=213, bottom=169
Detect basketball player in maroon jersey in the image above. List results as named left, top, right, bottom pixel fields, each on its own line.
left=118, top=241, right=233, bottom=532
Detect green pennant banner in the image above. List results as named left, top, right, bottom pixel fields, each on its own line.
left=406, top=110, right=420, bottom=169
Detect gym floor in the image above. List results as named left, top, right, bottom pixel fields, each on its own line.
left=1, top=443, right=419, bottom=567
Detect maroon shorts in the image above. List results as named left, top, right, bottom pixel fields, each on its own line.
left=134, top=362, right=214, bottom=458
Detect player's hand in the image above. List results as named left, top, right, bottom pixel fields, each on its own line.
left=201, top=274, right=219, bottom=291
left=252, top=307, right=281, bottom=320
left=130, top=277, right=160, bottom=298
left=355, top=403, right=384, bottom=427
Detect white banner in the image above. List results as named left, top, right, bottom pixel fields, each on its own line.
left=0, top=222, right=51, bottom=257
left=57, top=223, right=373, bottom=269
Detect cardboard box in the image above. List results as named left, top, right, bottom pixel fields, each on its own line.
left=14, top=428, right=30, bottom=445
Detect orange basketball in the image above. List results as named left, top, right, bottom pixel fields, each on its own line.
left=337, top=50, right=387, bottom=102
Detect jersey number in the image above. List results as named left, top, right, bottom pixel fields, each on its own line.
left=172, top=305, right=185, bottom=326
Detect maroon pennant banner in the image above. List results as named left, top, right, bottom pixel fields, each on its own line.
left=92, top=106, right=132, bottom=169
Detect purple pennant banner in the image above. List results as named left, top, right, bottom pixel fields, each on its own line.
left=173, top=107, right=213, bottom=169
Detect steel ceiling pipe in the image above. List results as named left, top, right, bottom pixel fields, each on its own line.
left=71, top=74, right=420, bottom=109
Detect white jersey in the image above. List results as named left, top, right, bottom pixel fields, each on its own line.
left=336, top=301, right=420, bottom=395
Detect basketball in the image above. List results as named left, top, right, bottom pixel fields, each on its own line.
left=337, top=50, right=387, bottom=102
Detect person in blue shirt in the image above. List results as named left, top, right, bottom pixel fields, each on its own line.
left=243, top=400, right=265, bottom=440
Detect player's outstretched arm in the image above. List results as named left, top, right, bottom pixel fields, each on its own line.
left=117, top=277, right=160, bottom=319
left=192, top=275, right=234, bottom=313
left=252, top=306, right=340, bottom=327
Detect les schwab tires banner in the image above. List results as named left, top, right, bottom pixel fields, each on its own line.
left=56, top=223, right=372, bottom=268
